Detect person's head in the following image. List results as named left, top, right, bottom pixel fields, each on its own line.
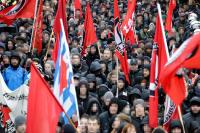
left=169, top=120, right=183, bottom=133
left=190, top=97, right=200, bottom=114
left=109, top=97, right=119, bottom=115
left=86, top=74, right=96, bottom=91
left=87, top=116, right=100, bottom=133
left=10, top=52, right=21, bottom=68
left=143, top=65, right=150, bottom=78
left=79, top=78, right=89, bottom=97
left=79, top=114, right=89, bottom=133
left=134, top=99, right=145, bottom=117
left=62, top=124, right=76, bottom=133
left=89, top=45, right=97, bottom=55
left=129, top=59, right=138, bottom=72
left=74, top=73, right=80, bottom=87
left=121, top=123, right=136, bottom=133
left=71, top=53, right=81, bottom=67
left=103, top=48, right=112, bottom=61
left=117, top=74, right=125, bottom=90
left=14, top=115, right=26, bottom=133
left=141, top=116, right=152, bottom=133
left=152, top=127, right=167, bottom=133
left=44, top=61, right=54, bottom=74
left=103, top=91, right=114, bottom=107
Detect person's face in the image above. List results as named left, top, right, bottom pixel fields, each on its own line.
left=16, top=124, right=26, bottom=133
left=123, top=105, right=130, bottom=115
left=130, top=64, right=138, bottom=71
left=45, top=63, right=52, bottom=73
left=117, top=80, right=125, bottom=90
left=0, top=48, right=4, bottom=54
left=90, top=46, right=97, bottom=54
left=74, top=78, right=79, bottom=87
left=144, top=60, right=150, bottom=65
left=127, top=126, right=137, bottom=133
left=80, top=118, right=88, bottom=133
left=109, top=103, right=118, bottom=115
left=191, top=105, right=200, bottom=114
left=143, top=124, right=152, bottom=133
left=7, top=41, right=14, bottom=50
left=143, top=68, right=149, bottom=78
left=103, top=49, right=112, bottom=60
left=100, top=63, right=106, bottom=73
left=111, top=74, right=117, bottom=84
left=80, top=85, right=87, bottom=96
left=87, top=119, right=100, bottom=133
left=91, top=103, right=98, bottom=112
left=11, top=58, right=19, bottom=67
left=3, top=56, right=9, bottom=64
left=135, top=104, right=145, bottom=117
left=171, top=127, right=182, bottom=133
left=71, top=55, right=80, bottom=65
left=112, top=117, right=120, bottom=129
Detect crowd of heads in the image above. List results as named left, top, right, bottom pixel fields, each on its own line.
left=0, top=0, right=200, bottom=133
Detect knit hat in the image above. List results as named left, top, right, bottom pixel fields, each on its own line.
left=14, top=115, right=26, bottom=128
left=170, top=120, right=182, bottom=130
left=190, top=96, right=200, bottom=106
left=133, top=99, right=145, bottom=107
left=103, top=91, right=114, bottom=101
left=98, top=84, right=109, bottom=98
left=119, top=100, right=129, bottom=112
left=63, top=124, right=76, bottom=133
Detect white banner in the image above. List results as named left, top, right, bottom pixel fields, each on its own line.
left=0, top=73, right=29, bottom=122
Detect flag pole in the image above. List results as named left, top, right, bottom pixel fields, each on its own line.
left=29, top=0, right=40, bottom=53
left=45, top=29, right=54, bottom=58
left=116, top=57, right=119, bottom=97
left=178, top=105, right=186, bottom=133
left=60, top=18, right=81, bottom=126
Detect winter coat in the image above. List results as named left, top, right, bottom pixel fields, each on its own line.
left=2, top=66, right=28, bottom=91
left=183, top=112, right=200, bottom=133
left=86, top=97, right=102, bottom=116
left=99, top=111, right=113, bottom=133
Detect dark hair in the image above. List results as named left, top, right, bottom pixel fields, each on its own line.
left=88, top=115, right=100, bottom=125
left=152, top=127, right=166, bottom=133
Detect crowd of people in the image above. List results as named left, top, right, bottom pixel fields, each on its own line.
left=0, top=0, right=200, bottom=133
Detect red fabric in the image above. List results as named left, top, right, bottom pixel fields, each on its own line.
left=149, top=89, right=158, bottom=127
left=160, top=33, right=200, bottom=105
left=74, top=0, right=82, bottom=18
left=114, top=0, right=120, bottom=19
left=2, top=107, right=11, bottom=127
left=165, top=0, right=176, bottom=32
left=154, top=16, right=168, bottom=79
left=149, top=46, right=158, bottom=128
left=27, top=64, right=63, bottom=133
left=121, top=0, right=136, bottom=36
left=81, top=3, right=98, bottom=56
left=125, top=29, right=136, bottom=45
left=32, top=0, right=43, bottom=54
left=115, top=49, right=130, bottom=84
left=53, top=0, right=68, bottom=62
left=0, top=0, right=36, bottom=25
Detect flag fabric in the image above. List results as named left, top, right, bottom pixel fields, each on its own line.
left=53, top=19, right=79, bottom=122
left=0, top=0, right=36, bottom=25
left=27, top=64, right=63, bottom=133
left=32, top=0, right=43, bottom=54
left=160, top=33, right=200, bottom=105
left=81, top=2, right=98, bottom=56
left=74, top=0, right=82, bottom=18
left=53, top=0, right=68, bottom=62
left=163, top=96, right=179, bottom=131
left=114, top=0, right=120, bottom=20
left=165, top=0, right=176, bottom=32
left=149, top=44, right=159, bottom=128
left=121, top=0, right=136, bottom=44
left=114, top=19, right=130, bottom=84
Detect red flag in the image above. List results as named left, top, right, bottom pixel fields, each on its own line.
left=165, top=0, right=176, bottom=32
left=32, top=0, right=43, bottom=54
left=114, top=0, right=120, bottom=20
left=149, top=45, right=159, bottom=128
left=27, top=64, right=63, bottom=133
left=81, top=2, right=98, bottom=56
left=0, top=0, right=36, bottom=25
left=114, top=21, right=130, bottom=84
left=121, top=0, right=136, bottom=45
left=163, top=96, right=179, bottom=131
left=160, top=33, right=200, bottom=105
left=53, top=0, right=68, bottom=62
left=74, top=0, right=82, bottom=18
